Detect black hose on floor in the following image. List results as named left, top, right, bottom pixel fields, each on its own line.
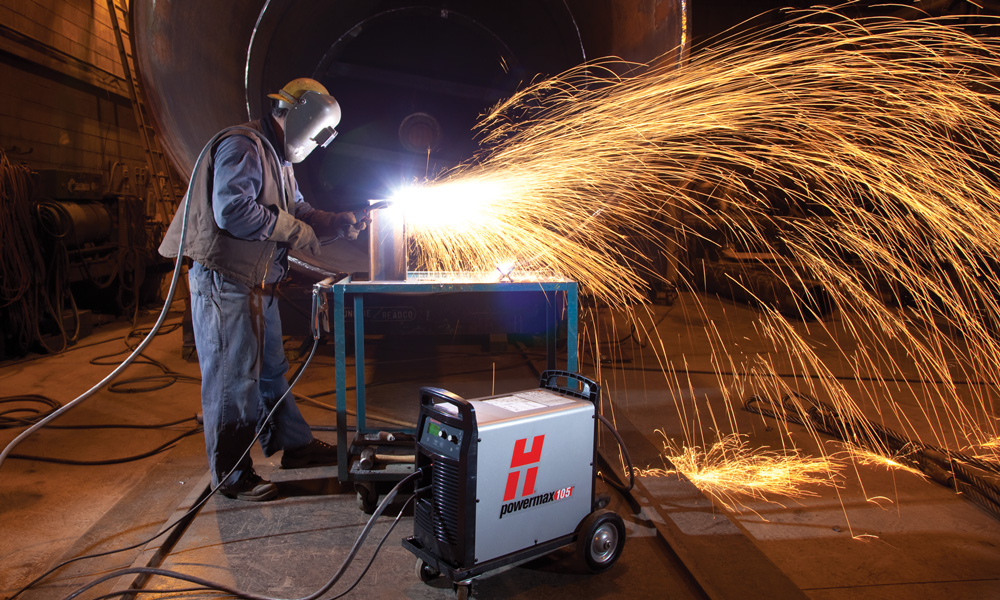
left=62, top=469, right=424, bottom=600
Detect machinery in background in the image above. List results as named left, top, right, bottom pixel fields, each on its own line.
left=403, top=370, right=626, bottom=600
left=0, top=168, right=167, bottom=357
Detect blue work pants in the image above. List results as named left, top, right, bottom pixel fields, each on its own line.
left=188, top=261, right=313, bottom=487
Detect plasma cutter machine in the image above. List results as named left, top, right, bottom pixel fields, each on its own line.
left=403, top=370, right=626, bottom=599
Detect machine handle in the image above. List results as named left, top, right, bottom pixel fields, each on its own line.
left=419, top=386, right=476, bottom=426
left=539, top=370, right=601, bottom=405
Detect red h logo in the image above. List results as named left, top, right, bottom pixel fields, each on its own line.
left=503, top=435, right=545, bottom=501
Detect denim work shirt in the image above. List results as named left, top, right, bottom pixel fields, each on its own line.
left=212, top=118, right=317, bottom=284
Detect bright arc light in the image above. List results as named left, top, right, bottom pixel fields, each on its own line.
left=390, top=180, right=504, bottom=230
left=496, top=259, right=517, bottom=281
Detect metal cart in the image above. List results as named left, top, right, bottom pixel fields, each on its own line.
left=314, top=271, right=579, bottom=511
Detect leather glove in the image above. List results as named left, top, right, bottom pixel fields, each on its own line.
left=270, top=209, right=321, bottom=255
left=306, top=210, right=368, bottom=241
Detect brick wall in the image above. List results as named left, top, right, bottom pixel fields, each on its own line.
left=0, top=0, right=151, bottom=196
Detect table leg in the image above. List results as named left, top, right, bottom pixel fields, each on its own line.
left=334, top=287, right=349, bottom=482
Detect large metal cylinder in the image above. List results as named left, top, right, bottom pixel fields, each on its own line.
left=132, top=1, right=687, bottom=212
left=34, top=200, right=112, bottom=248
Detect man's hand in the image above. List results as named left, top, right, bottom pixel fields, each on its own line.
left=306, top=210, right=369, bottom=241
left=270, top=210, right=321, bottom=255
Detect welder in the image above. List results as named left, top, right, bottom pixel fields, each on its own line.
left=159, top=78, right=364, bottom=501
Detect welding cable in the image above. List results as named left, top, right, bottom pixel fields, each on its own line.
left=8, top=337, right=321, bottom=600
left=31, top=416, right=197, bottom=430
left=5, top=127, right=301, bottom=599
left=85, top=587, right=216, bottom=600
left=0, top=392, right=197, bottom=431
left=0, top=311, right=185, bottom=368
left=0, top=394, right=62, bottom=428
left=326, top=489, right=418, bottom=600
left=0, top=193, right=187, bottom=467
left=28, top=200, right=87, bottom=353
left=62, top=469, right=424, bottom=600
left=33, top=237, right=80, bottom=355
left=596, top=412, right=635, bottom=493
left=1, top=149, right=60, bottom=355
left=87, top=323, right=201, bottom=393
left=1, top=394, right=202, bottom=456
left=5, top=426, right=202, bottom=465
left=0, top=125, right=282, bottom=473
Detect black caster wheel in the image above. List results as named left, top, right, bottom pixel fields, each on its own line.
left=415, top=558, right=440, bottom=583
left=355, top=483, right=377, bottom=514
left=577, top=509, right=626, bottom=573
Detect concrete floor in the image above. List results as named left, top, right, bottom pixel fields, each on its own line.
left=2, top=290, right=1000, bottom=599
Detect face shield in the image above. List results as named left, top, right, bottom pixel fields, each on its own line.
left=284, top=90, right=342, bottom=163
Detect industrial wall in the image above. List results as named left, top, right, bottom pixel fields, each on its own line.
left=0, top=0, right=151, bottom=191
left=0, top=0, right=175, bottom=359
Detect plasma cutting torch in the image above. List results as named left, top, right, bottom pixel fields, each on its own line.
left=320, top=199, right=392, bottom=245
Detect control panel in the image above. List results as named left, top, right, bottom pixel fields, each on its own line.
left=419, top=416, right=464, bottom=460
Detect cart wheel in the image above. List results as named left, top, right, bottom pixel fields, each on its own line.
left=454, top=580, right=472, bottom=600
left=577, top=509, right=626, bottom=573
left=356, top=483, right=378, bottom=514
left=415, top=558, right=439, bottom=583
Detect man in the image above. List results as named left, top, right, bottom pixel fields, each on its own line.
left=159, top=78, right=363, bottom=501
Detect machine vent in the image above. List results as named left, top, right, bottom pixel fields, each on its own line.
left=415, top=500, right=435, bottom=536
left=432, top=460, right=461, bottom=545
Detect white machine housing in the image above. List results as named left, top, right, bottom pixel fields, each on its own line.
left=410, top=376, right=599, bottom=570
left=470, top=389, right=594, bottom=562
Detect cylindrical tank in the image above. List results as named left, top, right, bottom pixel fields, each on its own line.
left=132, top=1, right=687, bottom=211
left=34, top=200, right=113, bottom=248
left=368, top=202, right=407, bottom=281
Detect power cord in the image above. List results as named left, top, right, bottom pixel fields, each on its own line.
left=596, top=413, right=635, bottom=494
left=4, top=425, right=202, bottom=465
left=97, top=490, right=420, bottom=600
left=61, top=469, right=423, bottom=600
left=0, top=124, right=285, bottom=473
left=0, top=394, right=61, bottom=428
left=7, top=336, right=322, bottom=600
left=1, top=396, right=203, bottom=467
left=4, top=125, right=311, bottom=599
left=88, top=323, right=201, bottom=393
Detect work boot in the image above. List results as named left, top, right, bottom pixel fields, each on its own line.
left=281, top=439, right=337, bottom=469
left=219, top=470, right=278, bottom=502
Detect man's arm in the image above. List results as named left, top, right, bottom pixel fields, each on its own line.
left=212, top=135, right=277, bottom=240
left=213, top=135, right=319, bottom=254
left=293, top=178, right=367, bottom=242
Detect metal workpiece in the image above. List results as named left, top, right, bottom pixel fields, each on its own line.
left=368, top=203, right=407, bottom=281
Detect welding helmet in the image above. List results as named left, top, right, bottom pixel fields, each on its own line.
left=268, top=78, right=341, bottom=163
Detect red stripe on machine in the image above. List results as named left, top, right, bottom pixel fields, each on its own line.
left=503, top=435, right=546, bottom=501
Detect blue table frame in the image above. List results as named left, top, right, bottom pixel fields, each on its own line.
left=318, top=272, right=579, bottom=482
